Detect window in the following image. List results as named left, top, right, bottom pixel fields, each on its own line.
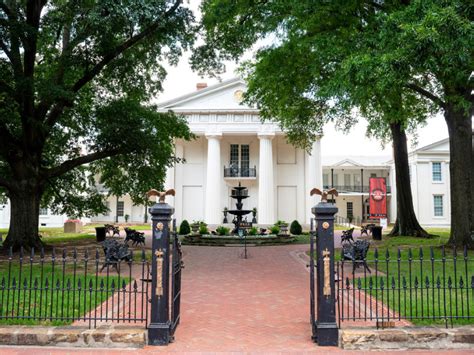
left=117, top=201, right=124, bottom=217
left=432, top=162, right=442, bottom=182
left=370, top=173, right=377, bottom=178
left=323, top=173, right=329, bottom=187
left=346, top=202, right=353, bottom=219
left=39, top=207, right=48, bottom=216
left=354, top=174, right=361, bottom=186
left=344, top=174, right=351, bottom=187
left=433, top=195, right=443, bottom=217
left=229, top=144, right=250, bottom=177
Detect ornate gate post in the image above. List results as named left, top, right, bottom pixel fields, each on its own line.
left=147, top=189, right=175, bottom=345
left=311, top=188, right=339, bottom=346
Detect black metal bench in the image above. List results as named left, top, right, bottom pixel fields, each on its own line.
left=104, top=224, right=120, bottom=237
left=342, top=240, right=371, bottom=273
left=360, top=223, right=376, bottom=237
left=101, top=239, right=132, bottom=272
left=124, top=228, right=145, bottom=246
left=341, top=228, right=354, bottom=243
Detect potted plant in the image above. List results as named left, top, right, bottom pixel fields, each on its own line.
left=216, top=225, right=230, bottom=236
left=124, top=214, right=130, bottom=223
left=248, top=226, right=258, bottom=236
left=251, top=208, right=257, bottom=223
left=178, top=220, right=191, bottom=235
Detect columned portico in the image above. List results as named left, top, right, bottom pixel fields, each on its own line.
left=258, top=132, right=275, bottom=224
left=305, top=139, right=322, bottom=223
left=205, top=133, right=222, bottom=224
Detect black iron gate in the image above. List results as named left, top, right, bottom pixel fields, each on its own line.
left=170, top=219, right=183, bottom=338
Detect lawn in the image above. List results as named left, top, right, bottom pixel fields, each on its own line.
left=336, top=228, right=474, bottom=326
left=0, top=260, right=133, bottom=326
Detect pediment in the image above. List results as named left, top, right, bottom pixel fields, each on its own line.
left=158, top=78, right=255, bottom=112
left=333, top=159, right=362, bottom=167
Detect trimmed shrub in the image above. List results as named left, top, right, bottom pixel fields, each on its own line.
left=269, top=225, right=280, bottom=235
left=199, top=223, right=209, bottom=235
left=290, top=220, right=302, bottom=235
left=178, top=220, right=191, bottom=235
left=216, top=226, right=230, bottom=236
left=248, top=226, right=258, bottom=236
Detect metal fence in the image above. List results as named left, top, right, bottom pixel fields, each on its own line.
left=336, top=245, right=474, bottom=327
left=0, top=247, right=150, bottom=328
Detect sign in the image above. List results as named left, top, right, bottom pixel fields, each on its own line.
left=369, top=177, right=387, bottom=219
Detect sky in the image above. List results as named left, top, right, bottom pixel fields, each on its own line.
left=154, top=1, right=452, bottom=158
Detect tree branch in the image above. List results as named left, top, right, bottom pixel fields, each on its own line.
left=44, top=0, right=182, bottom=129
left=405, top=83, right=446, bottom=109
left=44, top=149, right=123, bottom=179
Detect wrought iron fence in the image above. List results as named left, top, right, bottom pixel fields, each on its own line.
left=0, top=247, right=150, bottom=328
left=336, top=245, right=474, bottom=327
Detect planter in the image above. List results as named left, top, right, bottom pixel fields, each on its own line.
left=191, top=223, right=200, bottom=234
left=279, top=223, right=289, bottom=235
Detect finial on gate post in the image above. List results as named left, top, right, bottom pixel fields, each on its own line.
left=147, top=188, right=175, bottom=346
left=310, top=188, right=338, bottom=203
left=147, top=189, right=175, bottom=203
left=310, top=187, right=338, bottom=346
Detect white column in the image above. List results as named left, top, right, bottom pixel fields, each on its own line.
left=258, top=133, right=275, bottom=224
left=389, top=164, right=397, bottom=223
left=205, top=133, right=222, bottom=224
left=306, top=138, right=322, bottom=223
left=164, top=165, right=175, bottom=205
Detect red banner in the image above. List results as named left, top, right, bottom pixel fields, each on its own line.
left=369, top=177, right=387, bottom=219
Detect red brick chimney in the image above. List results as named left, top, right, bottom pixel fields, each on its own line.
left=196, top=82, right=208, bottom=90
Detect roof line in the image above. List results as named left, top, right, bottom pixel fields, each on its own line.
left=157, top=77, right=245, bottom=108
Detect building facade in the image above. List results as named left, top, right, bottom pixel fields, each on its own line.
left=0, top=78, right=455, bottom=229
left=389, top=138, right=451, bottom=227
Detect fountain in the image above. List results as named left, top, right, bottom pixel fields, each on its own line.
left=227, top=182, right=253, bottom=233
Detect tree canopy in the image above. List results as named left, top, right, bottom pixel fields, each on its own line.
left=194, top=0, right=473, bottom=246
left=0, top=0, right=196, bottom=248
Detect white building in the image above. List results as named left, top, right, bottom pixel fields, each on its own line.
left=389, top=137, right=451, bottom=227
left=0, top=78, right=455, bottom=229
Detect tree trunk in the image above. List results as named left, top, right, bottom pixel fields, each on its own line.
left=388, top=122, right=431, bottom=238
left=4, top=184, right=44, bottom=251
left=445, top=107, right=473, bottom=248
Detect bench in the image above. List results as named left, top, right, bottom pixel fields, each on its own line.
left=124, top=228, right=145, bottom=246
left=360, top=223, right=376, bottom=237
left=101, top=239, right=132, bottom=272
left=104, top=224, right=120, bottom=237
left=342, top=240, right=371, bottom=273
left=341, top=228, right=354, bottom=244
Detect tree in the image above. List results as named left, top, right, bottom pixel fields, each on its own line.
left=193, top=0, right=473, bottom=246
left=0, top=1, right=196, bottom=249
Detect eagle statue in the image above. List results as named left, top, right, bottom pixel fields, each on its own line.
left=310, top=188, right=338, bottom=202
left=147, top=189, right=175, bottom=203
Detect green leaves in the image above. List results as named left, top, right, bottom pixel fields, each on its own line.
left=0, top=1, right=196, bottom=218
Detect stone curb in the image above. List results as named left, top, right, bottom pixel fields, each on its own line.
left=0, top=325, right=146, bottom=348
left=340, top=326, right=474, bottom=350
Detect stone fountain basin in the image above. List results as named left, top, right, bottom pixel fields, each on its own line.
left=227, top=210, right=252, bottom=216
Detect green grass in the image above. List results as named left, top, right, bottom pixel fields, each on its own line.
left=337, top=228, right=474, bottom=326
left=0, top=261, right=131, bottom=325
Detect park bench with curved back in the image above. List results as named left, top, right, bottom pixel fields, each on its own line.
left=342, top=239, right=371, bottom=273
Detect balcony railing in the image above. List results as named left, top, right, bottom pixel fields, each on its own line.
left=224, top=166, right=257, bottom=178
left=323, top=185, right=391, bottom=194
